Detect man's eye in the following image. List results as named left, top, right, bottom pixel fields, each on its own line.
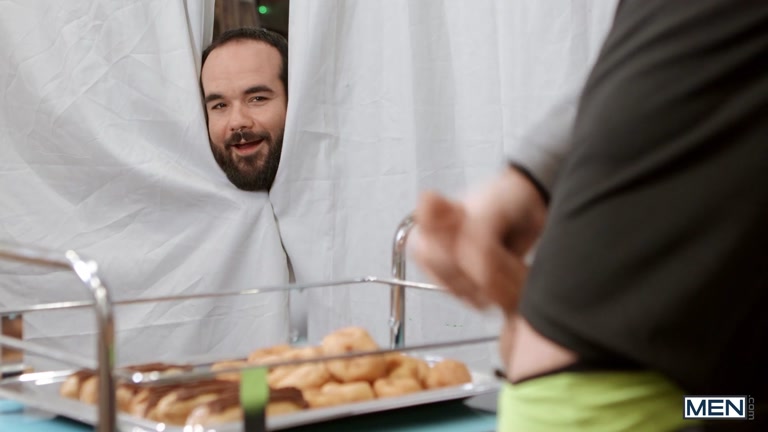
left=249, top=96, right=267, bottom=103
left=210, top=103, right=226, bottom=110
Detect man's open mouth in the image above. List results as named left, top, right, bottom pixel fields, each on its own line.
left=229, top=139, right=264, bottom=155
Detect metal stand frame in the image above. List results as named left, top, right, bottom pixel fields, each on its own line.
left=0, top=214, right=495, bottom=431
left=0, top=244, right=117, bottom=432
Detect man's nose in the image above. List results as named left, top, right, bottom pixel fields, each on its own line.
left=228, top=104, right=253, bottom=131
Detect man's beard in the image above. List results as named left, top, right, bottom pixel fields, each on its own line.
left=210, top=129, right=284, bottom=191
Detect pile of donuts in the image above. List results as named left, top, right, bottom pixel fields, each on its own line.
left=58, top=326, right=473, bottom=426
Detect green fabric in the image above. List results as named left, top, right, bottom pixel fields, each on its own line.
left=497, top=371, right=700, bottom=431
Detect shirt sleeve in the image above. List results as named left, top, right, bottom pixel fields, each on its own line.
left=506, top=84, right=582, bottom=198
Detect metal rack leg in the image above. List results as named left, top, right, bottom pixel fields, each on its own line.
left=390, top=214, right=415, bottom=348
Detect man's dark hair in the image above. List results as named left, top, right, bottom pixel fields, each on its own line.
left=201, top=27, right=288, bottom=97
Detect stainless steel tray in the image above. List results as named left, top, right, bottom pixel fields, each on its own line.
left=1, top=215, right=503, bottom=431
left=0, top=359, right=499, bottom=431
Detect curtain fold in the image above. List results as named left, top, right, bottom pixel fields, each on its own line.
left=0, top=0, right=289, bottom=367
left=273, top=0, right=617, bottom=368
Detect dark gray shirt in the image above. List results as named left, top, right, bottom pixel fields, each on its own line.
left=520, top=0, right=768, bottom=401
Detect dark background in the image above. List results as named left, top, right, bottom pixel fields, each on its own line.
left=214, top=0, right=290, bottom=39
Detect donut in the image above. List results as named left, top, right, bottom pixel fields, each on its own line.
left=76, top=376, right=143, bottom=411
left=129, top=383, right=184, bottom=420
left=211, top=359, right=250, bottom=382
left=59, top=370, right=94, bottom=399
left=119, top=363, right=193, bottom=410
left=259, top=346, right=327, bottom=387
left=186, top=403, right=241, bottom=427
left=57, top=337, right=476, bottom=423
left=386, top=355, right=430, bottom=384
left=282, top=346, right=323, bottom=360
left=322, top=327, right=379, bottom=353
left=116, top=383, right=141, bottom=412
left=78, top=375, right=99, bottom=404
left=268, top=365, right=299, bottom=387
left=271, top=362, right=331, bottom=390
left=247, top=344, right=292, bottom=363
left=267, top=399, right=306, bottom=416
left=321, top=327, right=387, bottom=383
left=125, top=362, right=192, bottom=374
left=59, top=363, right=191, bottom=407
left=303, top=381, right=375, bottom=408
left=154, top=380, right=235, bottom=425
left=326, top=352, right=387, bottom=383
left=373, top=376, right=423, bottom=398
left=185, top=387, right=308, bottom=427
left=252, top=345, right=322, bottom=368
left=424, top=359, right=472, bottom=389
left=261, top=344, right=319, bottom=370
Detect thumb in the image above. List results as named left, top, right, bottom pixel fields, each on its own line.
left=414, top=191, right=465, bottom=235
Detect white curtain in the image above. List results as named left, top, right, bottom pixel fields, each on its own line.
left=273, top=0, right=618, bottom=368
left=0, top=0, right=289, bottom=368
left=0, top=0, right=619, bottom=372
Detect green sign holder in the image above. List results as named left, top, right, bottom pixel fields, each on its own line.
left=240, top=366, right=269, bottom=432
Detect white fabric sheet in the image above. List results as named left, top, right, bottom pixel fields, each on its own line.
left=0, top=0, right=289, bottom=367
left=273, top=0, right=618, bottom=368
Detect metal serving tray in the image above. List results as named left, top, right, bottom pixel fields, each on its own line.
left=0, top=215, right=502, bottom=431
left=0, top=358, right=499, bottom=431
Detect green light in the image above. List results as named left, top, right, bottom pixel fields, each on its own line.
left=258, top=5, right=269, bottom=14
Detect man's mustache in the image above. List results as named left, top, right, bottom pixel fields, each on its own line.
left=226, top=129, right=270, bottom=147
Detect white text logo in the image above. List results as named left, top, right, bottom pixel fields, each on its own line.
left=684, top=396, right=754, bottom=420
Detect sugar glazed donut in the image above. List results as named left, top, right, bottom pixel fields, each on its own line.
left=373, top=376, right=423, bottom=398
left=372, top=354, right=430, bottom=398
left=424, top=359, right=472, bottom=389
left=246, top=344, right=292, bottom=363
left=303, top=381, right=376, bottom=408
left=271, top=362, right=331, bottom=390
left=246, top=345, right=333, bottom=391
left=321, top=327, right=387, bottom=383
left=385, top=354, right=430, bottom=383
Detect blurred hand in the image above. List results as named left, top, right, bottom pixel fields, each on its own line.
left=410, top=167, right=547, bottom=315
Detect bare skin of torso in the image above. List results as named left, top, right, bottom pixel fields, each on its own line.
left=501, top=316, right=577, bottom=382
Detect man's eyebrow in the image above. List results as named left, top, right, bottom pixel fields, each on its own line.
left=204, top=93, right=223, bottom=104
left=244, top=85, right=274, bottom=95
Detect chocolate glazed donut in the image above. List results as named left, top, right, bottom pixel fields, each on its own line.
left=185, top=387, right=308, bottom=427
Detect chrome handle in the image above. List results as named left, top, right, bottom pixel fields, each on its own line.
left=0, top=243, right=117, bottom=432
left=389, top=214, right=415, bottom=348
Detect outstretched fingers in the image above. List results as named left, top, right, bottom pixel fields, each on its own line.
left=411, top=191, right=492, bottom=309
